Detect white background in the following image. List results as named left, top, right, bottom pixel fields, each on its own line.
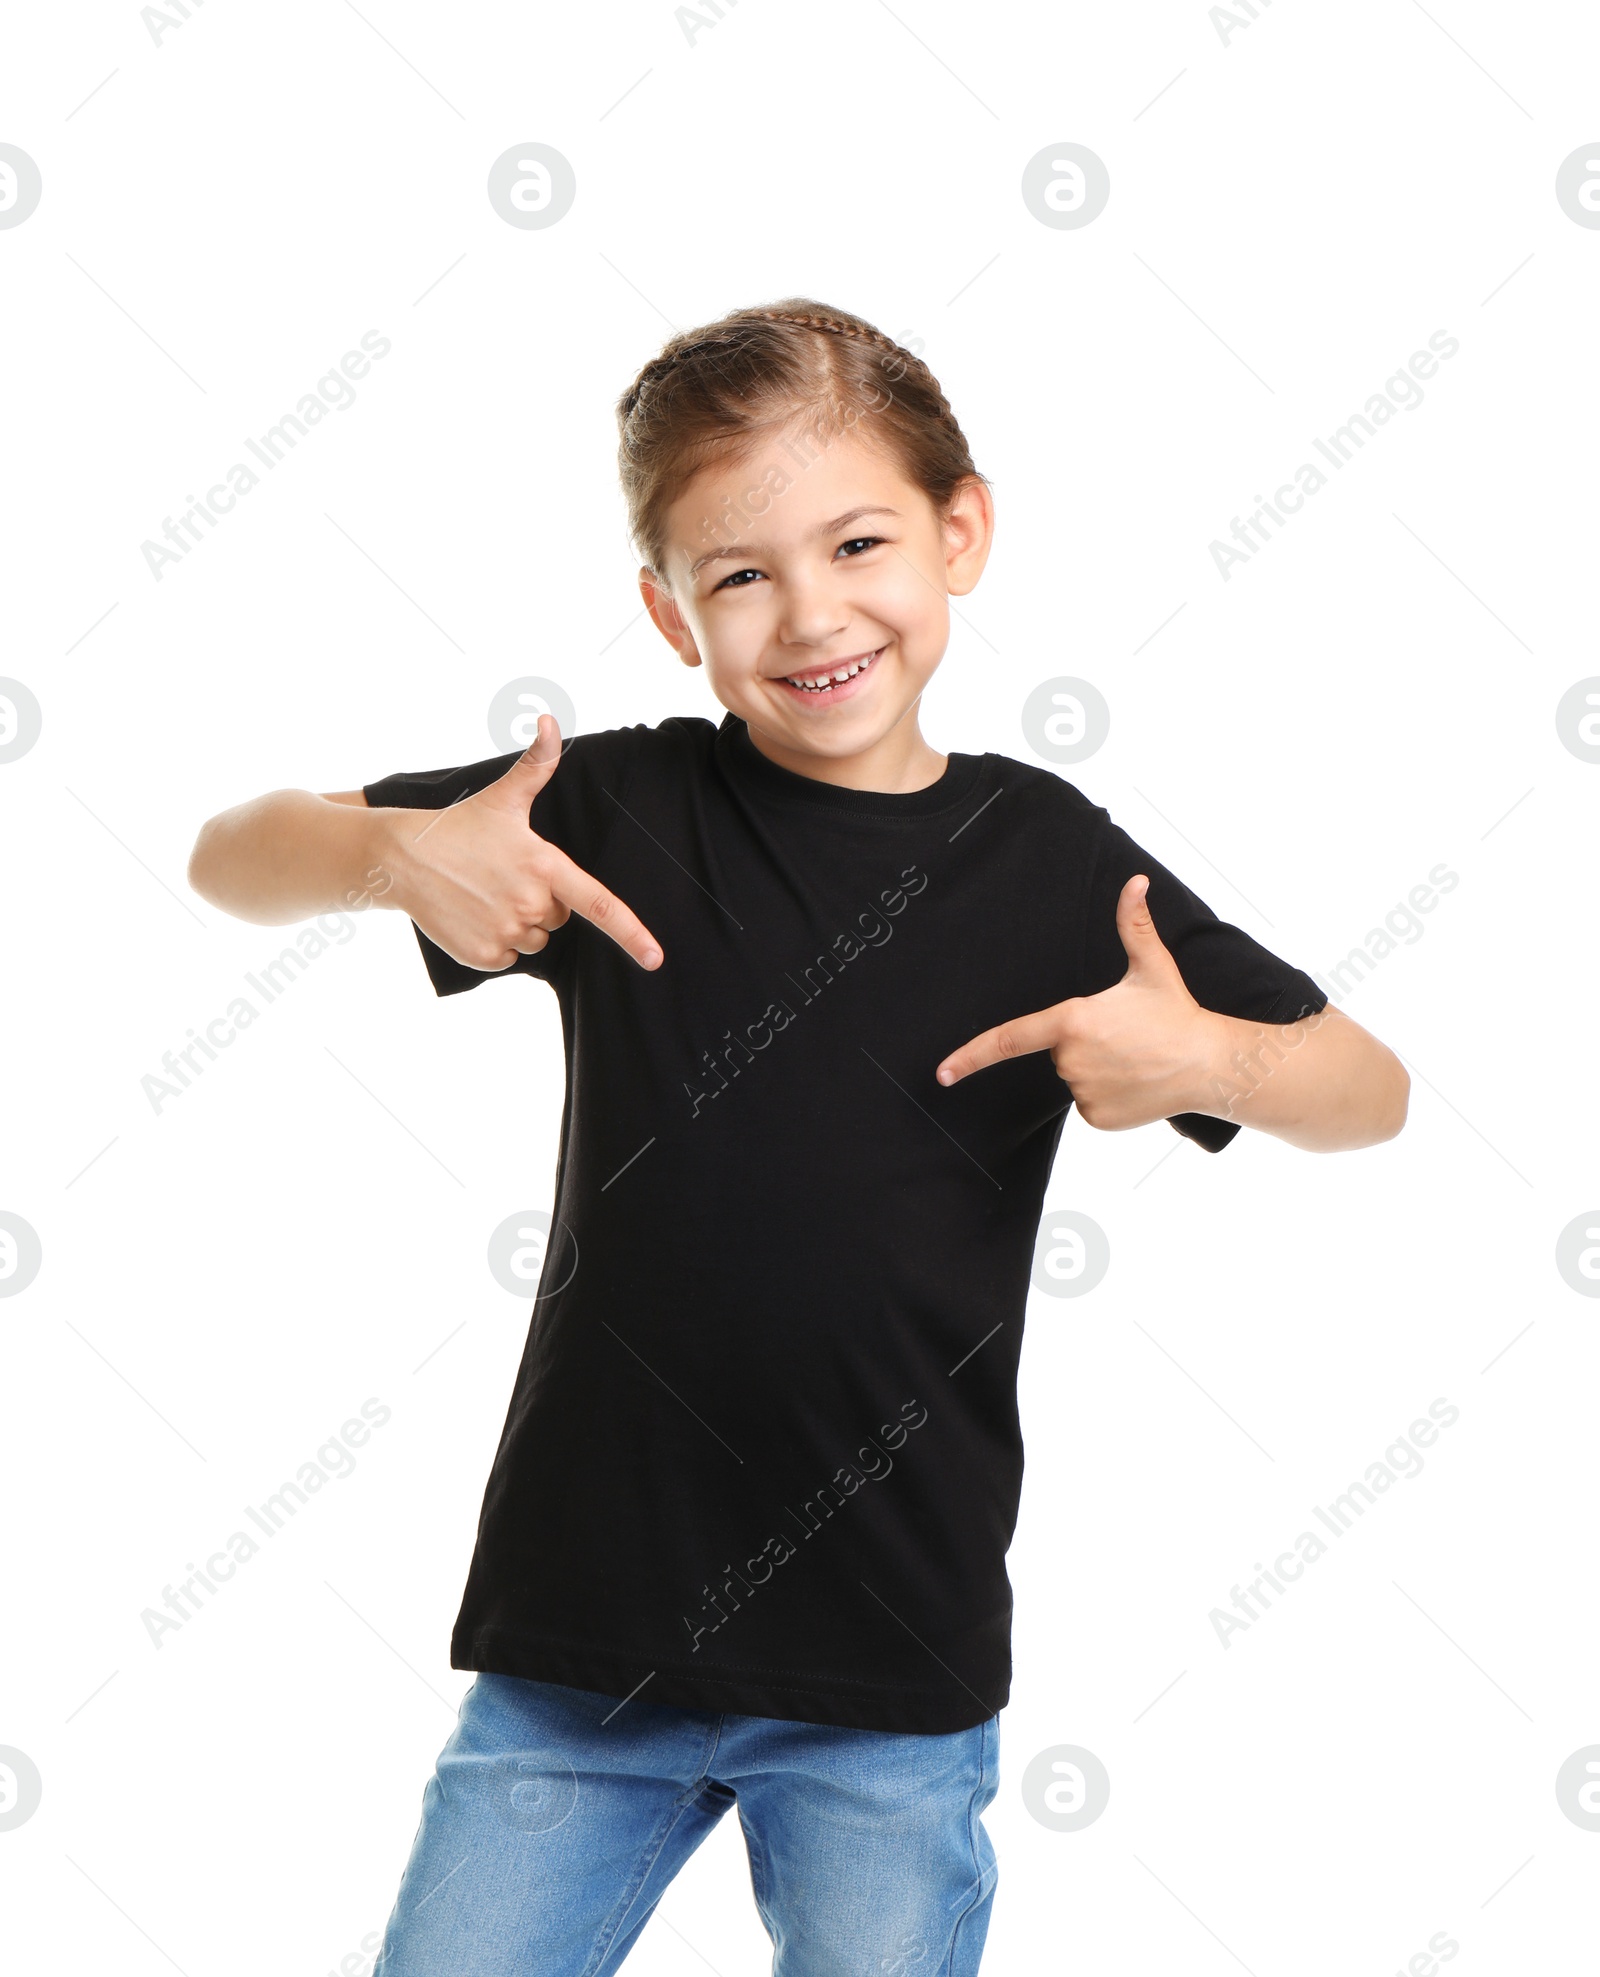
left=3, top=1, right=1598, bottom=1972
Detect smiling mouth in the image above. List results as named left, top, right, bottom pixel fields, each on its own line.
left=774, top=648, right=882, bottom=697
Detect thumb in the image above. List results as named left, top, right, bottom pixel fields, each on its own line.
left=1116, top=874, right=1175, bottom=974
left=491, top=714, right=565, bottom=811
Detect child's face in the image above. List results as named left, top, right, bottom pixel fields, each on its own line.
left=640, top=423, right=992, bottom=770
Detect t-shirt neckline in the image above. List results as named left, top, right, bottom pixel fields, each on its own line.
left=716, top=714, right=986, bottom=820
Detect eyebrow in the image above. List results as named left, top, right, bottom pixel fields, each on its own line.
left=685, top=506, right=902, bottom=580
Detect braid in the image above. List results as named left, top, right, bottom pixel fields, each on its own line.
left=731, top=303, right=960, bottom=431
left=621, top=304, right=927, bottom=430
left=618, top=326, right=746, bottom=440
left=738, top=305, right=895, bottom=352
left=617, top=347, right=688, bottom=427
left=737, top=303, right=920, bottom=376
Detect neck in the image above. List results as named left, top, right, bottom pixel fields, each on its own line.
left=742, top=703, right=948, bottom=793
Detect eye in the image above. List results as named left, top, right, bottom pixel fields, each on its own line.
left=836, top=535, right=882, bottom=559
left=712, top=566, right=764, bottom=591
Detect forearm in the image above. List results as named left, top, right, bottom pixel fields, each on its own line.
left=1188, top=1004, right=1409, bottom=1151
left=188, top=790, right=402, bottom=926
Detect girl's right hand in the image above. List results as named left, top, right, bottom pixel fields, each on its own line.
left=378, top=714, right=664, bottom=975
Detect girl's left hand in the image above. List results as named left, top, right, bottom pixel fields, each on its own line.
left=935, top=875, right=1221, bottom=1129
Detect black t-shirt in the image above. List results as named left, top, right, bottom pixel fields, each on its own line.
left=364, top=715, right=1326, bottom=1733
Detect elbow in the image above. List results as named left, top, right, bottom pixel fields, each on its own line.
left=1369, top=1054, right=1410, bottom=1145
left=187, top=816, right=223, bottom=907
left=1319, top=1049, right=1409, bottom=1152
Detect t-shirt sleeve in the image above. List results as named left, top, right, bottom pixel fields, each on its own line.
left=1081, top=812, right=1329, bottom=1152
left=361, top=727, right=644, bottom=997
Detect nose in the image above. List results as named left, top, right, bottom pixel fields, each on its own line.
left=775, top=569, right=850, bottom=650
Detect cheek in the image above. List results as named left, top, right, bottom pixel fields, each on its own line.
left=878, top=575, right=946, bottom=666
left=697, top=603, right=776, bottom=678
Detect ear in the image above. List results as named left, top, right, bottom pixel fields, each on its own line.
left=942, top=477, right=995, bottom=598
left=638, top=564, right=703, bottom=669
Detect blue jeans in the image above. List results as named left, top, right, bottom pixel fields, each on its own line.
left=375, top=1673, right=1000, bottom=1977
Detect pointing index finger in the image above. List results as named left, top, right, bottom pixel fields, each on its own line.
left=542, top=842, right=663, bottom=970
left=937, top=1007, right=1062, bottom=1086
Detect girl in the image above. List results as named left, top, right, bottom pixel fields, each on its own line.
left=189, top=300, right=1407, bottom=1975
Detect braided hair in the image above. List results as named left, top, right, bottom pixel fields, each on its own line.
left=616, top=297, right=984, bottom=584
